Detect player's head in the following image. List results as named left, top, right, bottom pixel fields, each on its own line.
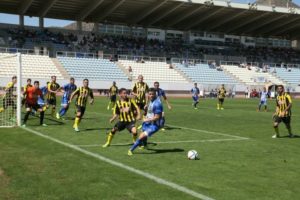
left=118, top=88, right=127, bottom=99
left=221, top=84, right=224, bottom=87
left=113, top=81, right=116, bottom=86
left=138, top=75, right=144, bottom=83
left=263, top=87, right=267, bottom=92
left=70, top=77, right=75, bottom=84
left=51, top=75, right=56, bottom=82
left=148, top=88, right=157, bottom=101
left=27, top=78, right=32, bottom=84
left=34, top=81, right=39, bottom=88
left=194, top=83, right=197, bottom=87
left=83, top=79, right=89, bottom=88
left=12, top=76, right=17, bottom=84
left=277, top=85, right=284, bottom=94
left=154, top=81, right=159, bottom=89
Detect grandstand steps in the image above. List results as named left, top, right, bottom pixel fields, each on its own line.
left=51, top=58, right=70, bottom=79
left=222, top=68, right=244, bottom=84
left=115, top=61, right=131, bottom=81
left=172, top=66, right=193, bottom=83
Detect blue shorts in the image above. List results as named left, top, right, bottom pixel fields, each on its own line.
left=61, top=97, right=69, bottom=106
left=192, top=96, right=199, bottom=102
left=260, top=100, right=267, bottom=105
left=38, top=98, right=45, bottom=106
left=142, top=123, right=160, bottom=137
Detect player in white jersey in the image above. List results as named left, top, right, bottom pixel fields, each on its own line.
left=258, top=88, right=268, bottom=112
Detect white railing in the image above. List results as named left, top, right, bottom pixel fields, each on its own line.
left=263, top=62, right=300, bottom=69
left=0, top=47, right=49, bottom=55
left=171, top=58, right=208, bottom=64
left=56, top=51, right=96, bottom=58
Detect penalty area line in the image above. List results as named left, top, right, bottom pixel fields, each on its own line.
left=77, top=138, right=249, bottom=147
left=21, top=126, right=215, bottom=200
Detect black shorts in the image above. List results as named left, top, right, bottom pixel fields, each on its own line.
left=114, top=121, right=136, bottom=132
left=110, top=95, right=117, bottom=102
left=136, top=102, right=146, bottom=110
left=218, top=98, right=224, bottom=103
left=273, top=115, right=291, bottom=125
left=76, top=105, right=86, bottom=116
left=3, top=98, right=16, bottom=109
left=25, top=103, right=41, bottom=111
left=47, top=98, right=56, bottom=106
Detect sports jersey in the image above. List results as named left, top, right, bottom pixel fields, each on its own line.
left=114, top=98, right=138, bottom=122
left=132, top=82, right=149, bottom=104
left=191, top=87, right=200, bottom=97
left=109, top=85, right=118, bottom=96
left=145, top=97, right=163, bottom=127
left=156, top=88, right=166, bottom=102
left=62, top=83, right=77, bottom=101
left=47, top=82, right=60, bottom=100
left=4, top=82, right=14, bottom=98
left=218, top=87, right=226, bottom=99
left=38, top=86, right=48, bottom=106
left=276, top=93, right=292, bottom=117
left=260, top=91, right=268, bottom=102
left=73, top=87, right=94, bottom=107
left=26, top=86, right=42, bottom=105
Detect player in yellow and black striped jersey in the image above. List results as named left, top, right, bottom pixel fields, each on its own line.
left=102, top=88, right=141, bottom=148
left=46, top=76, right=60, bottom=116
left=217, top=84, right=226, bottom=110
left=107, top=81, right=118, bottom=110
left=69, top=79, right=94, bottom=132
left=132, top=75, right=149, bottom=113
left=22, top=78, right=32, bottom=106
left=272, top=85, right=294, bottom=138
left=0, top=76, right=17, bottom=113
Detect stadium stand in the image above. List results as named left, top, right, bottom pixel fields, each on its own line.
left=222, top=64, right=284, bottom=85
left=57, top=57, right=129, bottom=81
left=174, top=63, right=238, bottom=85
left=118, top=60, right=189, bottom=83
left=0, top=53, right=64, bottom=79
left=271, top=67, right=300, bottom=85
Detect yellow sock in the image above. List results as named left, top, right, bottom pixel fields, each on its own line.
left=217, top=103, right=220, bottom=109
left=0, top=107, right=3, bottom=112
left=106, top=132, right=114, bottom=145
left=132, top=134, right=137, bottom=143
left=74, top=117, right=80, bottom=128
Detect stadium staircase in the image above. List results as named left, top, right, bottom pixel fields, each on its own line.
left=118, top=60, right=189, bottom=83
left=174, top=63, right=238, bottom=85
left=0, top=53, right=64, bottom=79
left=51, top=58, right=70, bottom=79
left=222, top=65, right=284, bottom=85
left=57, top=57, right=129, bottom=81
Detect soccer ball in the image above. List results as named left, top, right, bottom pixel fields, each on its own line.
left=187, top=150, right=198, bottom=160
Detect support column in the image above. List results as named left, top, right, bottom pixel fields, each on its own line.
left=19, top=15, right=24, bottom=28
left=94, top=22, right=99, bottom=33
left=39, top=17, right=44, bottom=29
left=77, top=21, right=83, bottom=32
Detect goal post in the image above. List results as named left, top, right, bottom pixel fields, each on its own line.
left=0, top=52, right=22, bottom=127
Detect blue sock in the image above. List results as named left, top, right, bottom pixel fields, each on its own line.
left=59, top=108, right=67, bottom=116
left=130, top=138, right=142, bottom=151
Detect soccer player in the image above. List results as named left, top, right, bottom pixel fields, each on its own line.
left=132, top=75, right=149, bottom=114
left=22, top=81, right=47, bottom=127
left=102, top=88, right=141, bottom=148
left=272, top=85, right=294, bottom=138
left=217, top=84, right=226, bottom=110
left=258, top=87, right=268, bottom=112
left=0, top=76, right=17, bottom=116
left=56, top=78, right=77, bottom=119
left=69, top=79, right=94, bottom=132
left=22, top=78, right=32, bottom=106
left=107, top=81, right=118, bottom=110
left=46, top=76, right=60, bottom=117
left=128, top=88, right=163, bottom=156
left=191, top=83, right=200, bottom=109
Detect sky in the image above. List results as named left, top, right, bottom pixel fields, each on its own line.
left=0, top=0, right=299, bottom=27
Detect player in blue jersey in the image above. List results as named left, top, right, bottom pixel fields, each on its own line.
left=56, top=77, right=77, bottom=119
left=191, top=83, right=200, bottom=109
left=128, top=88, right=163, bottom=156
left=38, top=82, right=48, bottom=108
left=258, top=87, right=268, bottom=112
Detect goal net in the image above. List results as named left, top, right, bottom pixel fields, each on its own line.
left=0, top=53, right=22, bottom=127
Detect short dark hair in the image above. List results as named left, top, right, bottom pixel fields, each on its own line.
left=83, top=78, right=89, bottom=82
left=70, top=77, right=74, bottom=81
left=51, top=75, right=56, bottom=79
left=277, top=85, right=284, bottom=89
left=12, top=76, right=17, bottom=79
left=119, top=88, right=127, bottom=94
left=27, top=78, right=31, bottom=82
left=34, top=81, right=39, bottom=85
left=154, top=81, right=159, bottom=85
left=148, top=88, right=157, bottom=94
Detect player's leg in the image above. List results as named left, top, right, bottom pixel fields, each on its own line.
left=73, top=106, right=85, bottom=132
left=220, top=99, right=224, bottom=110
left=283, top=117, right=293, bottom=137
left=258, top=101, right=262, bottom=111
left=103, top=122, right=124, bottom=147
left=51, top=98, right=57, bottom=117
left=272, top=115, right=281, bottom=138
left=264, top=101, right=267, bottom=112
left=128, top=122, right=138, bottom=143
left=160, top=112, right=166, bottom=131
left=36, top=105, right=46, bottom=126
left=22, top=105, right=32, bottom=126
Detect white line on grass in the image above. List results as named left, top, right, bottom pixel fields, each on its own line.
left=21, top=127, right=215, bottom=200
left=166, top=124, right=249, bottom=140
left=77, top=138, right=248, bottom=147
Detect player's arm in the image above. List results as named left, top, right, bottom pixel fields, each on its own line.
left=143, top=103, right=162, bottom=123
left=144, top=84, right=149, bottom=107
left=131, top=84, right=138, bottom=97
left=162, top=91, right=171, bottom=110
left=284, top=96, right=292, bottom=114
left=89, top=89, right=94, bottom=104
left=68, top=89, right=79, bottom=103
left=110, top=103, right=119, bottom=123
left=132, top=99, right=141, bottom=120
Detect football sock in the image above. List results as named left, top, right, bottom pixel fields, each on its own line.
left=23, top=111, right=30, bottom=124
left=130, top=138, right=143, bottom=151
left=274, top=126, right=279, bottom=136
left=106, top=132, right=114, bottom=145
left=132, top=134, right=137, bottom=143
left=74, top=117, right=80, bottom=127
left=40, top=111, right=45, bottom=125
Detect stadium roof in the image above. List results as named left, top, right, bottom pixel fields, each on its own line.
left=1, top=0, right=300, bottom=39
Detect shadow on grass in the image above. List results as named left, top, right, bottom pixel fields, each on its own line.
left=279, top=135, right=300, bottom=139
left=139, top=148, right=185, bottom=154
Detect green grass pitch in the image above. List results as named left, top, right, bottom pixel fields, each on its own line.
left=0, top=97, right=299, bottom=200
